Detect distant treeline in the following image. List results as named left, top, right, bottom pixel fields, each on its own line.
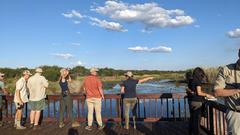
left=0, top=65, right=186, bottom=82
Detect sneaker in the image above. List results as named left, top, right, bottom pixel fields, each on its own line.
left=71, top=122, right=80, bottom=128
left=124, top=125, right=129, bottom=130
left=0, top=121, right=3, bottom=127
left=59, top=122, right=65, bottom=128
left=85, top=126, right=92, bottom=131
left=98, top=125, right=105, bottom=130
left=134, top=125, right=136, bottom=129
left=29, top=123, right=34, bottom=128
left=16, top=125, right=26, bottom=130
left=33, top=125, right=41, bottom=130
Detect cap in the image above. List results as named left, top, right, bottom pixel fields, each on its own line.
left=35, top=68, right=43, bottom=73
left=90, top=67, right=99, bottom=73
left=0, top=72, right=5, bottom=76
left=125, top=71, right=133, bottom=77
left=23, top=70, right=32, bottom=75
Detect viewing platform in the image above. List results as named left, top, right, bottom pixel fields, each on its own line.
left=0, top=93, right=228, bottom=135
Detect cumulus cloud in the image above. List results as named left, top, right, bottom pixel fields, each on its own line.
left=227, top=28, right=240, bottom=38
left=72, top=60, right=83, bottom=66
left=62, top=10, right=84, bottom=19
left=128, top=46, right=172, bottom=53
left=73, top=20, right=81, bottom=24
left=92, top=1, right=194, bottom=29
left=90, top=17, right=128, bottom=32
left=71, top=42, right=81, bottom=46
left=51, top=53, right=74, bottom=60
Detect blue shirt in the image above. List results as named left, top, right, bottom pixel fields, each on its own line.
left=122, top=78, right=139, bottom=98
left=59, top=80, right=69, bottom=92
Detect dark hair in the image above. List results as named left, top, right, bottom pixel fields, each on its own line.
left=238, top=49, right=240, bottom=58
left=185, top=71, right=193, bottom=83
left=192, top=67, right=208, bottom=84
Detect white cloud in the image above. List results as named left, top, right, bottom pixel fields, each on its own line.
left=194, top=25, right=200, bottom=28
left=92, top=1, right=194, bottom=29
left=227, top=28, right=240, bottom=38
left=62, top=10, right=84, bottom=19
left=71, top=60, right=84, bottom=67
left=128, top=46, right=172, bottom=53
left=51, top=53, right=74, bottom=60
left=71, top=42, right=81, bottom=46
left=73, top=20, right=81, bottom=24
left=90, top=17, right=128, bottom=32
left=141, top=29, right=152, bottom=34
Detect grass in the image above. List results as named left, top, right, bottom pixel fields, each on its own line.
left=4, top=72, right=185, bottom=94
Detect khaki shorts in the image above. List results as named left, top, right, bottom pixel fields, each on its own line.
left=15, top=102, right=24, bottom=110
left=29, top=99, right=46, bottom=111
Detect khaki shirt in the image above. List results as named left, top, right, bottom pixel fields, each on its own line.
left=214, top=63, right=240, bottom=110
left=27, top=73, right=48, bottom=101
left=14, top=77, right=29, bottom=103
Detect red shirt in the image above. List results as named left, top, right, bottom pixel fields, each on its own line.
left=83, top=75, right=103, bottom=98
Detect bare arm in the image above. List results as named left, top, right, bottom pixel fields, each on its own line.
left=139, top=77, right=154, bottom=83
left=121, top=86, right=125, bottom=93
left=68, top=76, right=72, bottom=82
left=196, top=86, right=215, bottom=98
left=99, top=87, right=104, bottom=99
left=214, top=89, right=240, bottom=97
left=16, top=89, right=23, bottom=104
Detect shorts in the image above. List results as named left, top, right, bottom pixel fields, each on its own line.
left=29, top=99, right=46, bottom=111
left=15, top=102, right=24, bottom=110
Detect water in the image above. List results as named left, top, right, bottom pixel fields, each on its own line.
left=8, top=79, right=190, bottom=119
left=105, top=79, right=186, bottom=94
left=42, top=79, right=189, bottom=119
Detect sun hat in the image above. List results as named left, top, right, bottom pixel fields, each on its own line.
left=35, top=68, right=43, bottom=73
left=23, top=70, right=32, bottom=75
left=90, top=67, right=99, bottom=73
left=125, top=71, right=133, bottom=77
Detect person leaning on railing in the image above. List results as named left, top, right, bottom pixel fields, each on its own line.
left=0, top=72, right=8, bottom=127
left=214, top=49, right=240, bottom=135
left=58, top=68, right=80, bottom=128
left=120, top=71, right=154, bottom=130
left=187, top=67, right=215, bottom=135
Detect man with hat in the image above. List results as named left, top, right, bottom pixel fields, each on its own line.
left=121, top=71, right=153, bottom=129
left=83, top=67, right=105, bottom=131
left=27, top=68, right=48, bottom=130
left=214, top=49, right=240, bottom=135
left=0, top=72, right=8, bottom=127
left=14, top=70, right=32, bottom=129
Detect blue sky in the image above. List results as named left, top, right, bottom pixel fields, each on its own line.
left=1, top=0, right=240, bottom=70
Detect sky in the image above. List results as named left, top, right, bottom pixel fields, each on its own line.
left=1, top=0, right=240, bottom=70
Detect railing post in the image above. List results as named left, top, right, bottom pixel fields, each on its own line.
left=209, top=104, right=214, bottom=135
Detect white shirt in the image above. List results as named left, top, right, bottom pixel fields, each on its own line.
left=27, top=73, right=49, bottom=101
left=14, top=77, right=29, bottom=103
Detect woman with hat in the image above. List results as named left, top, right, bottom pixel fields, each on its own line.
left=120, top=71, right=154, bottom=129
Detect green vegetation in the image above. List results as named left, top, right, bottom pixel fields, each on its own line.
left=0, top=65, right=219, bottom=94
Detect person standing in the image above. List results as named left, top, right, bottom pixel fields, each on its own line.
left=58, top=68, right=80, bottom=128
left=214, top=49, right=240, bottom=135
left=83, top=67, right=104, bottom=131
left=27, top=68, right=48, bottom=130
left=0, top=72, right=8, bottom=127
left=188, top=67, right=215, bottom=135
left=14, top=70, right=32, bottom=129
left=120, top=71, right=153, bottom=130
